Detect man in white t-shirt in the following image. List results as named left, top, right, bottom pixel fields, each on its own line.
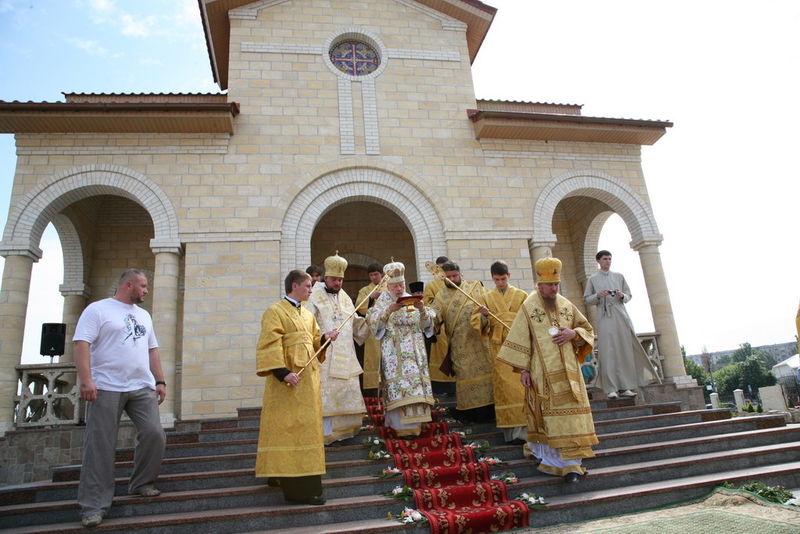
left=74, top=269, right=167, bottom=528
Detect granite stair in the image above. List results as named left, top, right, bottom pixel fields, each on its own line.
left=2, top=396, right=799, bottom=533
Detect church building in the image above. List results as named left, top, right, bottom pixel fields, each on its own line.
left=0, top=0, right=688, bottom=433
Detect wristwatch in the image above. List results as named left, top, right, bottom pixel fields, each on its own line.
left=155, top=381, right=166, bottom=386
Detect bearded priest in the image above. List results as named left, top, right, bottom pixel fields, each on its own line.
left=497, top=257, right=598, bottom=484
left=306, top=252, right=368, bottom=444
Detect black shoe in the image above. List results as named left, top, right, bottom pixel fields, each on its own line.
left=286, top=495, right=326, bottom=506
left=564, top=472, right=580, bottom=483
left=266, top=477, right=281, bottom=487
left=507, top=438, right=526, bottom=445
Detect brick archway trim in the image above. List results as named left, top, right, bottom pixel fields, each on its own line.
left=1, top=164, right=180, bottom=257
left=533, top=170, right=661, bottom=246
left=280, top=167, right=445, bottom=282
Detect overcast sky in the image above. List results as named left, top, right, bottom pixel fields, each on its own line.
left=1, top=0, right=798, bottom=363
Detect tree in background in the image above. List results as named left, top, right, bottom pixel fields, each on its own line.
left=714, top=342, right=777, bottom=370
left=712, top=356, right=777, bottom=398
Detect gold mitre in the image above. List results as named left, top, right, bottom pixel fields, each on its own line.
left=323, top=252, right=348, bottom=278
left=383, top=260, right=405, bottom=284
left=535, top=257, right=562, bottom=283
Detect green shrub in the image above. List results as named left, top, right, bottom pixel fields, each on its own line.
left=721, top=481, right=794, bottom=503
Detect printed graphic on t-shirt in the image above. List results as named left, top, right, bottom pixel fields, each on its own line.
left=122, top=313, right=147, bottom=345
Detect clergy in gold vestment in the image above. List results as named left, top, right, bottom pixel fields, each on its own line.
left=356, top=263, right=384, bottom=392
left=255, top=270, right=326, bottom=505
left=306, top=253, right=367, bottom=444
left=431, top=262, right=494, bottom=421
left=471, top=261, right=528, bottom=443
left=497, top=257, right=598, bottom=483
left=425, top=279, right=456, bottom=385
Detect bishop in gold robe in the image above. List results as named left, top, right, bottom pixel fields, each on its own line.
left=255, top=270, right=326, bottom=505
left=431, top=262, right=494, bottom=421
left=471, top=261, right=528, bottom=443
left=497, top=257, right=598, bottom=483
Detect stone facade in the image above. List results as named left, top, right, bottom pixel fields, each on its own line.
left=0, top=0, right=684, bottom=430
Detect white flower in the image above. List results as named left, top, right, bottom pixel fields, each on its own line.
left=392, top=486, right=404, bottom=495
left=373, top=439, right=380, bottom=445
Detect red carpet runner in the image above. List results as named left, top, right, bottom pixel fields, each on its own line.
left=365, top=398, right=529, bottom=533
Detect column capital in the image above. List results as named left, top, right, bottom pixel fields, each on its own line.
left=630, top=235, right=663, bottom=251
left=149, top=238, right=183, bottom=256
left=529, top=239, right=557, bottom=250
left=59, top=283, right=91, bottom=298
left=0, top=242, right=42, bottom=261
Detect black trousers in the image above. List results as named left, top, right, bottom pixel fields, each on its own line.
left=278, top=475, right=323, bottom=502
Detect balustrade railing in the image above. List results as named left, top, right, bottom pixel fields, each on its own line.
left=14, top=363, right=82, bottom=428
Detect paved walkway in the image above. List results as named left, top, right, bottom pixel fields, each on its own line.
left=519, top=488, right=800, bottom=533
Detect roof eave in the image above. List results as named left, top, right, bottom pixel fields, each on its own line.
left=0, top=102, right=240, bottom=134
left=467, top=109, right=672, bottom=145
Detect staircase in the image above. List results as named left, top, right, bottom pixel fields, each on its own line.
left=2, top=398, right=799, bottom=533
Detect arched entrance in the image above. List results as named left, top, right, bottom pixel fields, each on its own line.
left=311, top=201, right=417, bottom=297
left=0, top=164, right=182, bottom=430
left=530, top=169, right=685, bottom=380
left=280, top=166, right=446, bottom=287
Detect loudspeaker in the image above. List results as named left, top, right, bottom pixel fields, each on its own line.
left=40, top=323, right=66, bottom=356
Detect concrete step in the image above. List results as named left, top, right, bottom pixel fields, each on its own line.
left=592, top=424, right=800, bottom=468
left=596, top=413, right=786, bottom=449
left=593, top=408, right=731, bottom=435
left=108, top=401, right=696, bottom=463
left=5, top=438, right=798, bottom=529
left=5, top=461, right=799, bottom=533
left=18, top=422, right=797, bottom=509
left=516, top=441, right=800, bottom=498
left=589, top=401, right=681, bottom=421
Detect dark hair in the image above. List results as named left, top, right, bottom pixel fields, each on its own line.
left=441, top=262, right=459, bottom=272
left=305, top=264, right=323, bottom=276
left=366, top=263, right=383, bottom=274
left=118, top=268, right=146, bottom=287
left=285, top=269, right=311, bottom=294
left=409, top=281, right=424, bottom=294
left=435, top=256, right=450, bottom=265
left=595, top=250, right=612, bottom=261
left=490, top=260, right=509, bottom=276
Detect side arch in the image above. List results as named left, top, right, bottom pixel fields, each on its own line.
left=280, top=167, right=446, bottom=281
left=1, top=164, right=180, bottom=254
left=532, top=170, right=661, bottom=246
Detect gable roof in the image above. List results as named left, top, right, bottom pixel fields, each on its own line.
left=199, top=0, right=496, bottom=90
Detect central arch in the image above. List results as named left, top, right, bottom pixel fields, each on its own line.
left=280, top=167, right=445, bottom=280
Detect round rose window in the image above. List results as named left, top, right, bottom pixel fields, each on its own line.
left=329, top=41, right=380, bottom=76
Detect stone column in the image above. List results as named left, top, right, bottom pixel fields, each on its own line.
left=59, top=284, right=90, bottom=364
left=528, top=240, right=555, bottom=277
left=0, top=246, right=41, bottom=436
left=633, top=239, right=686, bottom=381
left=150, top=241, right=182, bottom=427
